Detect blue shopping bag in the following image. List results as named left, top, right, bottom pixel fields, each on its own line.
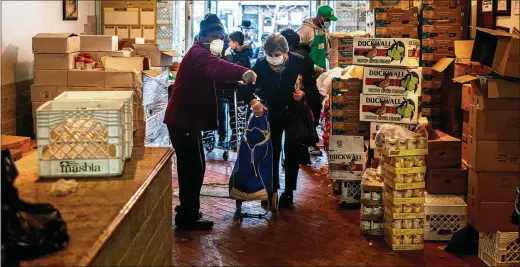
left=229, top=108, right=273, bottom=202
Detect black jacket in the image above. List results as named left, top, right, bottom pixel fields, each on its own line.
left=292, top=45, right=321, bottom=109
left=223, top=42, right=252, bottom=69
left=239, top=52, right=312, bottom=125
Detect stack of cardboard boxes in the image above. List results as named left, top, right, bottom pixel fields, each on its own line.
left=419, top=0, right=463, bottom=131
left=329, top=66, right=368, bottom=204
left=329, top=33, right=369, bottom=69
left=30, top=33, right=171, bottom=147
left=461, top=29, right=520, bottom=244
left=366, top=7, right=419, bottom=39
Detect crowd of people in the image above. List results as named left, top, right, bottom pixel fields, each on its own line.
left=164, top=5, right=338, bottom=231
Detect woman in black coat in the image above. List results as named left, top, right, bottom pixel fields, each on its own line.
left=239, top=34, right=312, bottom=208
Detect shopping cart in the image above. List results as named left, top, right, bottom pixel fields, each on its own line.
left=202, top=89, right=248, bottom=160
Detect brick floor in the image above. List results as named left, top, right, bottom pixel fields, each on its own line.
left=172, top=149, right=484, bottom=266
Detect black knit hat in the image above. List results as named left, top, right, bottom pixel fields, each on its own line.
left=199, top=14, right=225, bottom=38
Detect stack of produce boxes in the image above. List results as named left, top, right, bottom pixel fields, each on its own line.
left=366, top=7, right=419, bottom=39
left=353, top=35, right=422, bottom=164
left=377, top=125, right=428, bottom=250
left=360, top=168, right=384, bottom=235
left=420, top=0, right=463, bottom=130
left=329, top=33, right=369, bottom=69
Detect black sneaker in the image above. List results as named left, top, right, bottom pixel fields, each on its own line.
left=278, top=193, right=294, bottom=209
left=175, top=220, right=214, bottom=231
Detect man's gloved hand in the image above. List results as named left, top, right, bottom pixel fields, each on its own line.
left=242, top=70, right=257, bottom=84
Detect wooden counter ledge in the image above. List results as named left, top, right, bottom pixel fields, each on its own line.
left=16, top=147, right=174, bottom=266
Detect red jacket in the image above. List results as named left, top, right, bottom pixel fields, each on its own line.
left=163, top=42, right=249, bottom=130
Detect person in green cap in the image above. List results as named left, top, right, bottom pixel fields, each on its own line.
left=297, top=5, right=337, bottom=71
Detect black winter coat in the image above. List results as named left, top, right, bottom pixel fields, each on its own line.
left=292, top=45, right=322, bottom=109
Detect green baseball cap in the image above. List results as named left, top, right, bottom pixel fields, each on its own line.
left=317, top=5, right=338, bottom=21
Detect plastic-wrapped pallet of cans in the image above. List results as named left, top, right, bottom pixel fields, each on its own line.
left=376, top=124, right=428, bottom=250
left=360, top=168, right=384, bottom=235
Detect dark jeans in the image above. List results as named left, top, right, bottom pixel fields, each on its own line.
left=217, top=94, right=235, bottom=142
left=271, top=121, right=299, bottom=192
left=168, top=125, right=205, bottom=225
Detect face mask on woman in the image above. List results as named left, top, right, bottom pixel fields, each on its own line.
left=266, top=55, right=285, bottom=66
left=204, top=39, right=224, bottom=56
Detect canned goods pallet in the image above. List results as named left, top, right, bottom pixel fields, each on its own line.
left=424, top=193, right=467, bottom=241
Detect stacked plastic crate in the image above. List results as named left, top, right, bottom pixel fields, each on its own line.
left=377, top=125, right=428, bottom=250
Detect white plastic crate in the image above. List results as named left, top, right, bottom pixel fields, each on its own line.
left=54, top=91, right=134, bottom=159
left=341, top=180, right=361, bottom=203
left=36, top=100, right=126, bottom=177
left=424, top=193, right=467, bottom=241
left=479, top=232, right=520, bottom=267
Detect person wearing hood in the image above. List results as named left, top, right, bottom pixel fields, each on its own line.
left=297, top=5, right=337, bottom=70
left=281, top=28, right=323, bottom=157
left=164, top=14, right=263, bottom=231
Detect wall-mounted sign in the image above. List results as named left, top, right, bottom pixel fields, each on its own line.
left=496, top=0, right=511, bottom=15
left=482, top=0, right=493, bottom=12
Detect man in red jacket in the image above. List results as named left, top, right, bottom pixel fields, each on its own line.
left=164, top=14, right=263, bottom=231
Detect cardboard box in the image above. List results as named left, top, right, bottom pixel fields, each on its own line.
left=105, top=70, right=139, bottom=88
left=368, top=0, right=416, bottom=9
left=422, top=23, right=461, bottom=36
left=330, top=33, right=367, bottom=49
left=443, top=105, right=461, bottom=134
left=426, top=166, right=468, bottom=195
left=422, top=6, right=463, bottom=22
left=461, top=84, right=472, bottom=111
left=469, top=106, right=520, bottom=141
left=421, top=89, right=442, bottom=104
left=34, top=53, right=77, bottom=70
left=33, top=70, right=68, bottom=86
left=359, top=94, right=419, bottom=124
left=31, top=86, right=67, bottom=102
left=467, top=194, right=516, bottom=232
left=81, top=50, right=135, bottom=67
left=133, top=44, right=181, bottom=67
left=422, top=36, right=459, bottom=49
left=471, top=28, right=520, bottom=79
left=32, top=33, right=80, bottom=53
left=331, top=109, right=360, bottom=123
left=461, top=139, right=468, bottom=163
left=432, top=40, right=492, bottom=80
left=468, top=168, right=519, bottom=202
left=1, top=135, right=32, bottom=154
left=67, top=69, right=105, bottom=87
left=419, top=103, right=441, bottom=118
left=454, top=76, right=520, bottom=110
left=372, top=21, right=419, bottom=39
left=363, top=67, right=422, bottom=96
left=421, top=47, right=455, bottom=62
left=426, top=134, right=461, bottom=168
left=371, top=7, right=419, bottom=23
left=102, top=56, right=149, bottom=72
left=80, top=35, right=118, bottom=52
left=328, top=135, right=366, bottom=181
left=369, top=122, right=417, bottom=148
left=422, top=0, right=460, bottom=7
left=332, top=122, right=370, bottom=136
left=353, top=37, right=420, bottom=67
left=467, top=138, right=520, bottom=172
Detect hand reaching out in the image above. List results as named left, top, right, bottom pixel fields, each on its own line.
left=250, top=99, right=268, bottom=117
left=293, top=89, right=304, bottom=102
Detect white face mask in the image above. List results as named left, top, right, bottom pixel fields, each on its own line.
left=323, top=22, right=331, bottom=29
left=207, top=39, right=224, bottom=56
left=266, top=55, right=285, bottom=66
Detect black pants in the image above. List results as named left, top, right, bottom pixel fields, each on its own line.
left=217, top=95, right=235, bottom=142
left=271, top=122, right=300, bottom=192
left=168, top=125, right=205, bottom=225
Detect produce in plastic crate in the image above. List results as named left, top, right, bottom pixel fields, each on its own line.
left=36, top=100, right=127, bottom=177
left=424, top=193, right=467, bottom=241
left=54, top=91, right=134, bottom=159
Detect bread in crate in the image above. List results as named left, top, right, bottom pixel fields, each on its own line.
left=54, top=91, right=134, bottom=159
left=479, top=231, right=520, bottom=267
left=36, top=99, right=127, bottom=177
left=424, top=193, right=467, bottom=241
